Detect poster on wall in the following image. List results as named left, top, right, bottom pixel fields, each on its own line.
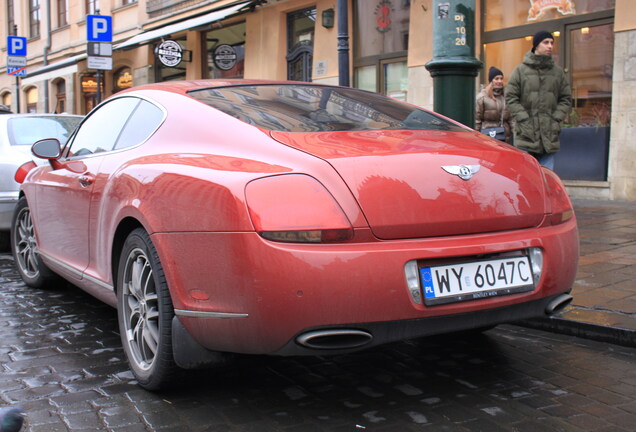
left=528, top=0, right=576, bottom=21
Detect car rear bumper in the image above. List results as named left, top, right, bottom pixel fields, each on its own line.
left=152, top=217, right=579, bottom=356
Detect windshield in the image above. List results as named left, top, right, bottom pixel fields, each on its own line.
left=188, top=85, right=466, bottom=133
left=8, top=116, right=82, bottom=146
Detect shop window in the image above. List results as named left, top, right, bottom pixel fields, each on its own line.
left=353, top=0, right=410, bottom=96
left=155, top=38, right=187, bottom=82
left=206, top=22, right=246, bottom=79
left=286, top=7, right=315, bottom=82
left=26, top=87, right=38, bottom=113
left=81, top=74, right=104, bottom=113
left=482, top=2, right=614, bottom=182
left=1, top=92, right=11, bottom=113
left=482, top=35, right=562, bottom=83
left=114, top=67, right=133, bottom=92
left=54, top=79, right=66, bottom=113
left=567, top=23, right=613, bottom=128
left=484, top=0, right=615, bottom=32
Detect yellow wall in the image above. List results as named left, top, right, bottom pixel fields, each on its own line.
left=245, top=0, right=345, bottom=81
left=615, top=0, right=636, bottom=32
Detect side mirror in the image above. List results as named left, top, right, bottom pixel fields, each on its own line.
left=32, top=138, right=62, bottom=160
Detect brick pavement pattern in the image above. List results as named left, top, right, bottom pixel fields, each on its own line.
left=2, top=248, right=636, bottom=431
left=525, top=199, right=636, bottom=346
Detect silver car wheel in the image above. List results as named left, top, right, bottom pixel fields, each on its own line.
left=14, top=206, right=40, bottom=279
left=121, top=247, right=160, bottom=371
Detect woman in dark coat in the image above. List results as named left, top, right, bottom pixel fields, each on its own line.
left=476, top=66, right=511, bottom=143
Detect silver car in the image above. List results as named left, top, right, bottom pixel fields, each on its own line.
left=0, top=113, right=83, bottom=250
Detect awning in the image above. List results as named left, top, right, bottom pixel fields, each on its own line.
left=114, top=1, right=253, bottom=50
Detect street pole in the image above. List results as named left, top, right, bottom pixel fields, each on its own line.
left=425, top=0, right=482, bottom=127
left=337, top=0, right=350, bottom=87
left=13, top=25, right=20, bottom=113
left=97, top=70, right=101, bottom=104
left=15, top=77, right=20, bottom=113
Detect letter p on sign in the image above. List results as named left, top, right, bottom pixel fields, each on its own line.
left=7, top=36, right=27, bottom=56
left=87, top=15, right=112, bottom=42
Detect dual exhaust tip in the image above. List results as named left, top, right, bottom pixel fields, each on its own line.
left=296, top=293, right=573, bottom=350
left=545, top=293, right=573, bottom=315
left=296, top=329, right=373, bottom=350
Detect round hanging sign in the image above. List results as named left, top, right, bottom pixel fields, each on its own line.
left=213, top=44, right=238, bottom=71
left=156, top=40, right=183, bottom=68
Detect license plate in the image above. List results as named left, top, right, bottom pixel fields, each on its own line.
left=420, top=256, right=534, bottom=306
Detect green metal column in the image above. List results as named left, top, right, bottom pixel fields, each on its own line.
left=425, top=0, right=482, bottom=127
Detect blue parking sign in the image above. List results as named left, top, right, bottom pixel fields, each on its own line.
left=87, top=15, right=112, bottom=42
left=7, top=36, right=27, bottom=56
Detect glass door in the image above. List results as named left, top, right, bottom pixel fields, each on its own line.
left=565, top=20, right=613, bottom=128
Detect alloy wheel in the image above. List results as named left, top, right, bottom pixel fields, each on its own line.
left=14, top=207, right=40, bottom=279
left=121, top=248, right=160, bottom=371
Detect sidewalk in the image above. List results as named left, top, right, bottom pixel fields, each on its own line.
left=521, top=199, right=636, bottom=347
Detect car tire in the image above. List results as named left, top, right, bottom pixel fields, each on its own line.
left=117, top=228, right=179, bottom=390
left=11, top=196, right=58, bottom=288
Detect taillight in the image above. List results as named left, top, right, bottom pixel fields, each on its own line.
left=542, top=168, right=574, bottom=225
left=245, top=174, right=353, bottom=243
left=14, top=161, right=37, bottom=184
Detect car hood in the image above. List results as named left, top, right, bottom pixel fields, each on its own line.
left=270, top=130, right=547, bottom=239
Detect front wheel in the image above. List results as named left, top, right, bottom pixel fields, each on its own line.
left=117, top=228, right=179, bottom=390
left=11, top=196, right=58, bottom=288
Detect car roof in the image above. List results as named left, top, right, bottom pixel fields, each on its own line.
left=117, top=79, right=333, bottom=96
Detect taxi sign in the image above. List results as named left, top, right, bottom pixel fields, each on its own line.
left=8, top=67, right=27, bottom=77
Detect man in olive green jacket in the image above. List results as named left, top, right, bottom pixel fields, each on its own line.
left=505, top=31, right=572, bottom=169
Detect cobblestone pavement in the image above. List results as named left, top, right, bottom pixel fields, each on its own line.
left=2, top=253, right=636, bottom=431
left=522, top=199, right=636, bottom=346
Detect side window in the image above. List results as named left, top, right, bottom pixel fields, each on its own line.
left=114, top=100, right=164, bottom=150
left=65, top=97, right=140, bottom=158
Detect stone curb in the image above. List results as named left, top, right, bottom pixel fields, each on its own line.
left=516, top=306, right=636, bottom=349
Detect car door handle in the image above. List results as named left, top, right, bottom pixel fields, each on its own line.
left=78, top=175, right=94, bottom=187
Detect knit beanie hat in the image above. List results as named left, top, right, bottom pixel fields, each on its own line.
left=532, top=30, right=554, bottom=52
left=488, top=66, right=503, bottom=83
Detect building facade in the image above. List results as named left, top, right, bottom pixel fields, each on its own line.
left=1, top=0, right=635, bottom=200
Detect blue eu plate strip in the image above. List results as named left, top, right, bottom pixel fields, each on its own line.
left=420, top=268, right=436, bottom=299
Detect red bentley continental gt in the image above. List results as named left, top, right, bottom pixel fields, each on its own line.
left=12, top=80, right=578, bottom=390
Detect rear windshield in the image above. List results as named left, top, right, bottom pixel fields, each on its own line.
left=188, top=85, right=466, bottom=133
left=8, top=116, right=82, bottom=146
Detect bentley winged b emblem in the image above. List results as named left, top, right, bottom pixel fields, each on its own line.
left=441, top=164, right=481, bottom=181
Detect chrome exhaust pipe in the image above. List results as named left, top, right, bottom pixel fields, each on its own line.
left=545, top=294, right=573, bottom=315
left=296, top=329, right=373, bottom=350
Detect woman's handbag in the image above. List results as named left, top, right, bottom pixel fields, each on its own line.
left=480, top=126, right=506, bottom=141
left=480, top=99, right=506, bottom=141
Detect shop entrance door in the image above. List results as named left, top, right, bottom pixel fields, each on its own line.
left=554, top=19, right=614, bottom=181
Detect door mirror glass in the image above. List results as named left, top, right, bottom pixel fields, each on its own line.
left=32, top=138, right=62, bottom=160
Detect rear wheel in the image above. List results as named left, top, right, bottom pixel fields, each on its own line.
left=117, top=228, right=179, bottom=390
left=11, top=196, right=57, bottom=288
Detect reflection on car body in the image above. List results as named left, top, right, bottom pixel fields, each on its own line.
left=12, top=80, right=578, bottom=390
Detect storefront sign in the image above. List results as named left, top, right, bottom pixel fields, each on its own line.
left=156, top=40, right=183, bottom=68
left=213, top=45, right=238, bottom=71
left=528, top=0, right=575, bottom=21
left=81, top=76, right=104, bottom=93
left=375, top=0, right=394, bottom=33
left=115, top=70, right=133, bottom=90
